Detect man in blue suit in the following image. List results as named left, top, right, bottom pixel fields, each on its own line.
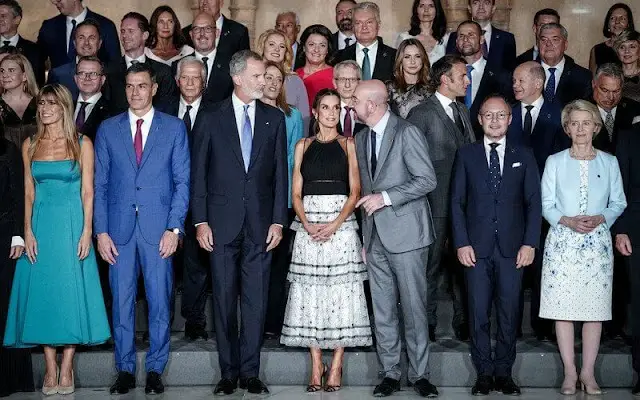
left=93, top=62, right=190, bottom=395
left=191, top=50, right=287, bottom=396
left=446, top=0, right=516, bottom=72
left=451, top=94, right=541, bottom=396
left=38, top=0, right=120, bottom=69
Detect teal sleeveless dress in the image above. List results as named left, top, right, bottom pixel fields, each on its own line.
left=4, top=154, right=110, bottom=347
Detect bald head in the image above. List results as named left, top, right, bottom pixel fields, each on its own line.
left=513, top=61, right=545, bottom=104
left=352, top=79, right=389, bottom=127
left=190, top=12, right=217, bottom=54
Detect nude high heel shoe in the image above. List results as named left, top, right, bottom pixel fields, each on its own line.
left=41, top=366, right=59, bottom=396
left=58, top=370, right=75, bottom=395
left=580, top=375, right=603, bottom=395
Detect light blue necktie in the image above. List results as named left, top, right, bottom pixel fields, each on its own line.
left=465, top=65, right=474, bottom=109
left=241, top=104, right=252, bottom=172
left=362, top=48, right=371, bottom=80
left=544, top=67, right=556, bottom=102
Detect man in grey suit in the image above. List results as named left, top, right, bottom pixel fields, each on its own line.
left=353, top=80, right=438, bottom=398
left=407, top=54, right=475, bottom=342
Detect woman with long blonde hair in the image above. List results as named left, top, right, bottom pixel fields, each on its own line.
left=0, top=54, right=38, bottom=148
left=4, top=84, right=110, bottom=396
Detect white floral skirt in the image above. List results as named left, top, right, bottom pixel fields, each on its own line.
left=280, top=195, right=372, bottom=349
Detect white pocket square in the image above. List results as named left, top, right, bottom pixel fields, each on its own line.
left=633, top=116, right=640, bottom=125
left=512, top=162, right=521, bottom=168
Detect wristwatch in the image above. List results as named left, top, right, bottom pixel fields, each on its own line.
left=167, top=228, right=181, bottom=235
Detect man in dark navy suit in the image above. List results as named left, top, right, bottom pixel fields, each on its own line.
left=38, top=0, right=120, bottom=69
left=515, top=8, right=560, bottom=67
left=332, top=0, right=357, bottom=55
left=0, top=0, right=45, bottom=85
left=73, top=56, right=112, bottom=142
left=191, top=50, right=287, bottom=396
left=275, top=11, right=301, bottom=68
left=451, top=94, right=541, bottom=396
left=446, top=0, right=516, bottom=72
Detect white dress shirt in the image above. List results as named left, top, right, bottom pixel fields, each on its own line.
left=356, top=40, right=379, bottom=74
left=66, top=7, right=88, bottom=52
left=179, top=96, right=202, bottom=123
left=194, top=50, right=217, bottom=83
left=11, top=236, right=23, bottom=247
left=484, top=135, right=507, bottom=174
left=598, top=105, right=618, bottom=123
left=0, top=33, right=19, bottom=46
left=74, top=92, right=102, bottom=122
left=291, top=42, right=299, bottom=63
left=434, top=90, right=456, bottom=122
left=480, top=22, right=492, bottom=52
left=124, top=54, right=146, bottom=69
left=369, top=110, right=392, bottom=205
left=541, top=57, right=566, bottom=92
left=337, top=31, right=356, bottom=50
left=532, top=44, right=539, bottom=61
left=231, top=93, right=256, bottom=147
left=216, top=15, right=224, bottom=48
left=128, top=107, right=155, bottom=148
left=521, top=95, right=544, bottom=131
left=469, top=56, right=486, bottom=104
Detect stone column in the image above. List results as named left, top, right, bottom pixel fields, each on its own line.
left=443, top=0, right=513, bottom=32
left=229, top=0, right=258, bottom=48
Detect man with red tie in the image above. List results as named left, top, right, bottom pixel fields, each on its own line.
left=333, top=60, right=366, bottom=137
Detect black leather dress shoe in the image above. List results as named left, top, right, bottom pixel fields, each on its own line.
left=109, top=371, right=136, bottom=395
left=413, top=378, right=439, bottom=397
left=213, top=378, right=237, bottom=395
left=632, top=379, right=640, bottom=396
left=428, top=325, right=436, bottom=342
left=185, top=324, right=208, bottom=341
left=145, top=372, right=164, bottom=394
left=373, top=377, right=401, bottom=397
left=240, top=377, right=269, bottom=394
left=471, top=375, right=493, bottom=396
left=494, top=376, right=521, bottom=395
left=454, top=324, right=469, bottom=341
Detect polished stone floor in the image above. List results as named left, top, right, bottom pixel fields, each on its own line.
left=5, top=386, right=639, bottom=399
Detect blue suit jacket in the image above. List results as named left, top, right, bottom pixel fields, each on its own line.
left=37, top=8, right=121, bottom=69
left=190, top=98, right=288, bottom=245
left=93, top=110, right=190, bottom=245
left=450, top=140, right=542, bottom=258
left=47, top=62, right=78, bottom=101
left=507, top=99, right=570, bottom=173
left=446, top=25, right=517, bottom=71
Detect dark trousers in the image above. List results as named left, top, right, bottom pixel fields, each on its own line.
left=465, top=244, right=523, bottom=377
left=210, top=222, right=271, bottom=379
left=180, top=224, right=211, bottom=329
left=264, top=209, right=295, bottom=335
left=605, top=253, right=629, bottom=335
left=626, top=249, right=640, bottom=372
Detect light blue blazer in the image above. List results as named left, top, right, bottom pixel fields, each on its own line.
left=541, top=149, right=627, bottom=228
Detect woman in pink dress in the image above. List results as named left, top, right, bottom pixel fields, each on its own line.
left=295, top=25, right=335, bottom=108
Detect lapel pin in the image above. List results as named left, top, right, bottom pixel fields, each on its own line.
left=266, top=122, right=270, bottom=125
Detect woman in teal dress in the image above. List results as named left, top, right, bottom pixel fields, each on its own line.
left=4, top=84, right=110, bottom=395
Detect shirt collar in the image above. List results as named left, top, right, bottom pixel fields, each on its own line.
left=195, top=49, right=216, bottom=59
left=484, top=134, right=506, bottom=147
left=523, top=95, right=544, bottom=109
left=67, top=6, right=87, bottom=23
left=78, top=92, right=102, bottom=104
left=128, top=107, right=155, bottom=126
left=598, top=104, right=617, bottom=119
left=357, top=39, right=379, bottom=52
left=371, top=109, right=391, bottom=134
left=180, top=96, right=202, bottom=109
left=541, top=56, right=565, bottom=70
left=338, top=31, right=355, bottom=41
left=435, top=90, right=455, bottom=107
left=216, top=14, right=224, bottom=31
left=0, top=33, right=19, bottom=45
left=470, top=56, right=486, bottom=71
left=125, top=54, right=146, bottom=65
left=232, top=92, right=256, bottom=110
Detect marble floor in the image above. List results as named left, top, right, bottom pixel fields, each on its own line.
left=4, top=386, right=639, bottom=399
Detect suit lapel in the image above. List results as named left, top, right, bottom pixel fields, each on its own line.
left=431, top=97, right=459, bottom=138
left=362, top=127, right=373, bottom=182
left=372, top=39, right=390, bottom=79
left=373, top=114, right=397, bottom=181
left=118, top=113, right=137, bottom=170
left=139, top=112, right=161, bottom=168
left=54, top=15, right=67, bottom=61
left=84, top=96, right=107, bottom=127
left=498, top=142, right=516, bottom=195
left=220, top=99, right=245, bottom=170
left=249, top=102, right=269, bottom=171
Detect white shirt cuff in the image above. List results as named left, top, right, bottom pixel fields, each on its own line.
left=194, top=222, right=206, bottom=227
left=11, top=236, right=24, bottom=247
left=382, top=191, right=392, bottom=206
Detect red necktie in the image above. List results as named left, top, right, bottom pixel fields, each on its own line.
left=343, top=106, right=353, bottom=137
left=134, top=118, right=143, bottom=165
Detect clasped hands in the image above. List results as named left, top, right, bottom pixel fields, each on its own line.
left=304, top=221, right=339, bottom=242
left=195, top=223, right=283, bottom=252
left=457, top=245, right=535, bottom=269
left=560, top=215, right=605, bottom=234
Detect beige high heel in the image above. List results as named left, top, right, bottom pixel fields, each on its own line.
left=41, top=366, right=59, bottom=396
left=560, top=374, right=578, bottom=395
left=58, top=369, right=75, bottom=395
left=580, top=376, right=603, bottom=395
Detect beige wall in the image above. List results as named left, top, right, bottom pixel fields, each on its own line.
left=18, top=0, right=640, bottom=68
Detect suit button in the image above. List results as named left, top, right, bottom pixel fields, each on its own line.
left=494, top=199, right=498, bottom=204
left=136, top=187, right=141, bottom=190
left=493, top=218, right=497, bottom=223
left=132, top=204, right=136, bottom=209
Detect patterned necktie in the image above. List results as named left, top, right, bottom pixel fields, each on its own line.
left=489, top=142, right=501, bottom=193
left=544, top=67, right=557, bottom=102
left=343, top=106, right=353, bottom=137
left=370, top=129, right=377, bottom=175
left=524, top=105, right=534, bottom=136
left=344, top=37, right=352, bottom=48
left=68, top=19, right=77, bottom=58
left=465, top=65, right=474, bottom=109
left=202, top=57, right=209, bottom=84
left=183, top=105, right=193, bottom=134
left=605, top=111, right=615, bottom=141
left=241, top=104, right=252, bottom=172
left=134, top=118, right=144, bottom=165
left=362, top=48, right=371, bottom=80
left=75, top=101, right=88, bottom=132
left=450, top=102, right=464, bottom=133
left=482, top=40, right=489, bottom=58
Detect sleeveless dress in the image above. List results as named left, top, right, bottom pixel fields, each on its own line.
left=4, top=152, right=111, bottom=347
left=280, top=139, right=372, bottom=349
left=539, top=160, right=613, bottom=321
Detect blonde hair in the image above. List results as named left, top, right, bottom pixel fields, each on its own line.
left=0, top=54, right=38, bottom=97
left=255, top=29, right=294, bottom=72
left=29, top=84, right=81, bottom=164
left=561, top=99, right=603, bottom=138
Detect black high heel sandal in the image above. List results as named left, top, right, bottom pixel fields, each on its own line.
left=306, top=363, right=327, bottom=392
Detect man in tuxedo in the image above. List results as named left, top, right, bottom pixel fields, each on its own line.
left=451, top=94, right=541, bottom=396
left=353, top=80, right=438, bottom=397
left=332, top=0, right=357, bottom=53
left=455, top=20, right=512, bottom=137
left=107, top=12, right=176, bottom=113
left=538, top=23, right=592, bottom=106
left=173, top=12, right=233, bottom=104
left=446, top=0, right=516, bottom=72
left=94, top=62, right=190, bottom=395
left=47, top=19, right=102, bottom=101
left=335, top=2, right=396, bottom=83
left=515, top=8, right=560, bottom=66
left=407, top=55, right=475, bottom=342
left=191, top=50, right=287, bottom=395
left=38, top=0, right=120, bottom=69
left=275, top=11, right=301, bottom=66
left=509, top=61, right=564, bottom=342
left=0, top=0, right=44, bottom=85
left=73, top=56, right=111, bottom=141
left=181, top=0, right=250, bottom=64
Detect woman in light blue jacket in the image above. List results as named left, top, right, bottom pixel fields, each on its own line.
left=539, top=100, right=627, bottom=395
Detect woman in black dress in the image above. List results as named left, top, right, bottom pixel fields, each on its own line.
left=0, top=137, right=33, bottom=397
left=589, top=3, right=635, bottom=74
left=0, top=54, right=37, bottom=148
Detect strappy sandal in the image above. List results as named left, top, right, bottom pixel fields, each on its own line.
left=306, top=363, right=327, bottom=392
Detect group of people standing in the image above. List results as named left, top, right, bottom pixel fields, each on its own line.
left=1, top=0, right=640, bottom=398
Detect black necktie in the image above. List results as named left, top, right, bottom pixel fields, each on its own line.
left=524, top=105, right=534, bottom=136
left=344, top=37, right=352, bottom=48
left=75, top=101, right=88, bottom=132
left=450, top=102, right=464, bottom=133
left=202, top=57, right=209, bottom=84
left=183, top=105, right=193, bottom=134
left=370, top=129, right=377, bottom=175
left=489, top=142, right=501, bottom=193
left=68, top=19, right=77, bottom=58
left=2, top=40, right=9, bottom=47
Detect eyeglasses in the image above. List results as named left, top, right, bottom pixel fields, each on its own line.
left=191, top=26, right=215, bottom=35
left=75, top=71, right=102, bottom=80
left=335, top=77, right=360, bottom=84
left=480, top=111, right=511, bottom=121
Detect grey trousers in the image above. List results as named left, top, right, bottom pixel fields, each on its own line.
left=367, top=225, right=431, bottom=383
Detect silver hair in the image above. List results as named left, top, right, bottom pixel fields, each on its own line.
left=353, top=2, right=381, bottom=23
left=594, top=62, right=624, bottom=83
left=333, top=60, right=362, bottom=79
left=229, top=50, right=264, bottom=77
left=539, top=22, right=568, bottom=40
left=561, top=99, right=603, bottom=137
left=175, top=56, right=206, bottom=82
left=276, top=11, right=300, bottom=26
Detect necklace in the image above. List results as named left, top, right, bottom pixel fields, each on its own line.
left=569, top=147, right=596, bottom=160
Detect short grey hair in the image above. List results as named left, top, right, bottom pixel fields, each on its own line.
left=276, top=11, right=300, bottom=25
left=175, top=56, right=206, bottom=82
left=561, top=99, right=603, bottom=137
left=333, top=60, right=362, bottom=79
left=353, top=2, right=380, bottom=23
left=229, top=50, right=264, bottom=77
left=539, top=22, right=568, bottom=40
left=594, top=62, right=624, bottom=84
